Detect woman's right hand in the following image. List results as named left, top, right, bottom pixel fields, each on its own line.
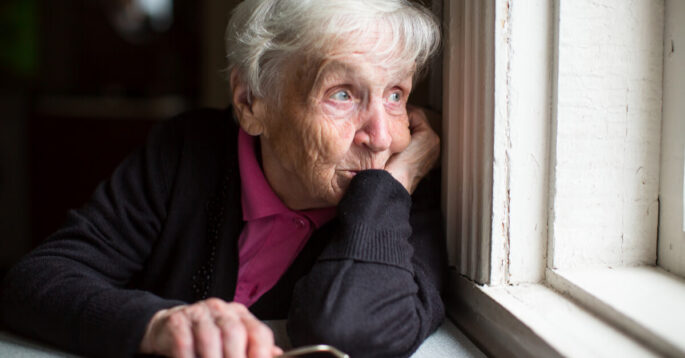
left=384, top=105, right=441, bottom=195
left=139, top=298, right=283, bottom=358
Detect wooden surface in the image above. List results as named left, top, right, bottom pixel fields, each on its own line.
left=659, top=0, right=685, bottom=277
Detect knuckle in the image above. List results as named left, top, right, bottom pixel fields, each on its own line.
left=253, top=322, right=270, bottom=335
left=204, top=297, right=224, bottom=311
left=227, top=302, right=248, bottom=313
left=167, top=312, right=188, bottom=329
left=185, top=302, right=209, bottom=319
left=254, top=324, right=274, bottom=340
left=185, top=303, right=201, bottom=314
left=410, top=107, right=425, bottom=118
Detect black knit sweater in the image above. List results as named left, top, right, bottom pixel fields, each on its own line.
left=0, top=108, right=445, bottom=358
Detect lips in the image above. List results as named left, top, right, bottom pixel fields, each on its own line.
left=340, top=170, right=358, bottom=177
left=339, top=167, right=385, bottom=179
left=338, top=167, right=383, bottom=172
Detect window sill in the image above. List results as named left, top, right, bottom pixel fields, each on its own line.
left=547, top=266, right=685, bottom=357
left=446, top=269, right=658, bottom=357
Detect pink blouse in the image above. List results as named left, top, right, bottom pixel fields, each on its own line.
left=233, top=129, right=336, bottom=307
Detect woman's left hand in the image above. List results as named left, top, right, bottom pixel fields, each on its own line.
left=384, top=105, right=440, bottom=194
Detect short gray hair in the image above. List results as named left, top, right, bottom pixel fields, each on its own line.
left=225, top=0, right=440, bottom=99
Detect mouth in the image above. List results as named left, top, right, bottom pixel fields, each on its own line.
left=338, top=169, right=360, bottom=178
left=336, top=167, right=384, bottom=179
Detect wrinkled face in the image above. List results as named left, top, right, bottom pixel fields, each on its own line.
left=255, top=35, right=415, bottom=210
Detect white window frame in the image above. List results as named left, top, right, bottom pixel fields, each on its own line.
left=442, top=1, right=685, bottom=356
left=658, top=0, right=685, bottom=277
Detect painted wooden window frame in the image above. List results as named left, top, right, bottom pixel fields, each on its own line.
left=442, top=1, right=685, bottom=356
left=658, top=0, right=685, bottom=278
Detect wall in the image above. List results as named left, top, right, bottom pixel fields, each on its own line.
left=549, top=0, right=663, bottom=269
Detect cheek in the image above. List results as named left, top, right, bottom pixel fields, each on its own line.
left=322, top=100, right=357, bottom=119
left=390, top=116, right=411, bottom=152
left=316, top=118, right=356, bottom=165
left=298, top=114, right=356, bottom=169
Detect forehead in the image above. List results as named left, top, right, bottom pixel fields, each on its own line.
left=313, top=29, right=415, bottom=83
left=315, top=56, right=414, bottom=83
left=278, top=27, right=416, bottom=102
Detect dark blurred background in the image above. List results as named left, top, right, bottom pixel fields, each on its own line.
left=0, top=0, right=441, bottom=276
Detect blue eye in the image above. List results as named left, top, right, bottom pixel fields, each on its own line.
left=389, top=92, right=401, bottom=102
left=331, top=90, right=351, bottom=101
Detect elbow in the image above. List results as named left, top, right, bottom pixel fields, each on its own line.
left=287, top=302, right=422, bottom=358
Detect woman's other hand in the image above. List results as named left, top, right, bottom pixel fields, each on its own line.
left=140, top=298, right=283, bottom=358
left=385, top=105, right=441, bottom=194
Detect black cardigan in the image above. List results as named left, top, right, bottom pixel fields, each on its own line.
left=0, top=108, right=445, bottom=358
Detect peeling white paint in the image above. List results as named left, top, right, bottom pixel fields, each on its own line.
left=446, top=0, right=555, bottom=285
left=502, top=0, right=553, bottom=284
left=490, top=0, right=513, bottom=286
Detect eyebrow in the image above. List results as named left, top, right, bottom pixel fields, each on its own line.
left=311, top=59, right=414, bottom=92
left=311, top=60, right=357, bottom=90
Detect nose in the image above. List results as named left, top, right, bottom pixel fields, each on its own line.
left=353, top=101, right=392, bottom=152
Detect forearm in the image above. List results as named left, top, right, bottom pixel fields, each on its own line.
left=287, top=170, right=445, bottom=358
left=0, top=248, right=185, bottom=357
left=288, top=262, right=442, bottom=357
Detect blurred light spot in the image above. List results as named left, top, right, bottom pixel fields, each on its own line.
left=109, top=0, right=174, bottom=42
left=138, top=0, right=173, bottom=31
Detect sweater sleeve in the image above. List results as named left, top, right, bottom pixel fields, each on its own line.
left=0, top=120, right=187, bottom=357
left=287, top=170, right=446, bottom=358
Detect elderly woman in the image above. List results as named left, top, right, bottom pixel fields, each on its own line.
left=0, top=0, right=443, bottom=357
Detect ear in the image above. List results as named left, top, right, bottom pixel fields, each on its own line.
left=230, top=68, right=265, bottom=136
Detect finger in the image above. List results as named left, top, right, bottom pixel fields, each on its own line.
left=204, top=297, right=245, bottom=315
left=272, top=346, right=284, bottom=356
left=216, top=314, right=248, bottom=358
left=239, top=311, right=276, bottom=358
left=165, top=310, right=195, bottom=358
left=408, top=111, right=432, bottom=133
left=188, top=304, right=222, bottom=358
left=205, top=299, right=251, bottom=358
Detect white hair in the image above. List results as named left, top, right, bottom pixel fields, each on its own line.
left=225, top=0, right=440, bottom=100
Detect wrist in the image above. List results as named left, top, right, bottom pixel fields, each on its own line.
left=139, top=308, right=168, bottom=353
left=385, top=168, right=413, bottom=194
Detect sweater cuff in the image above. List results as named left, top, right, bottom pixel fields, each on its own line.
left=319, top=170, right=414, bottom=271
left=79, top=289, right=185, bottom=357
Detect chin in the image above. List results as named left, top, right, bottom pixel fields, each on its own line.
left=329, top=174, right=353, bottom=203
left=304, top=172, right=351, bottom=208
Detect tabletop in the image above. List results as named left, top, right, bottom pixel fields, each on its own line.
left=0, top=319, right=485, bottom=357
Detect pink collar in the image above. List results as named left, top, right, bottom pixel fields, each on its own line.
left=237, top=129, right=335, bottom=228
